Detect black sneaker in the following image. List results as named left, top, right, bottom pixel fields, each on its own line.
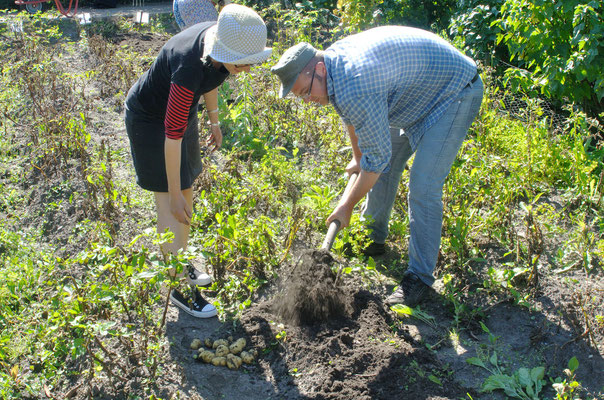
left=170, top=287, right=217, bottom=318
left=385, top=272, right=429, bottom=307
left=363, top=241, right=386, bottom=257
left=185, top=264, right=212, bottom=286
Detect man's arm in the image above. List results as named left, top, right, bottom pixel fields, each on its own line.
left=345, top=124, right=362, bottom=174
left=330, top=122, right=385, bottom=228
left=326, top=168, right=380, bottom=229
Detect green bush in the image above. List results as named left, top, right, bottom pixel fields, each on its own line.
left=495, top=0, right=604, bottom=121
left=449, top=0, right=508, bottom=68
left=379, top=0, right=456, bottom=31
left=335, top=0, right=456, bottom=32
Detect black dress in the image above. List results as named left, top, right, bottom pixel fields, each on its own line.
left=125, top=21, right=229, bottom=192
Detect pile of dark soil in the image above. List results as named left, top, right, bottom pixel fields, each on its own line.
left=233, top=252, right=469, bottom=400
left=273, top=249, right=351, bottom=326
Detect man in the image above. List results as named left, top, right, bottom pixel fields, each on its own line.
left=271, top=26, right=483, bottom=307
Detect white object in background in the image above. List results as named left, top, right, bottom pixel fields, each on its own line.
left=135, top=10, right=150, bottom=24
left=78, top=13, right=91, bottom=25
left=10, top=20, right=23, bottom=33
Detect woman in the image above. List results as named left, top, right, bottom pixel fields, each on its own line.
left=125, top=4, right=271, bottom=318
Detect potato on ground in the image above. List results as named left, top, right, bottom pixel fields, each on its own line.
left=226, top=354, right=243, bottom=370
left=215, top=344, right=230, bottom=357
left=229, top=338, right=246, bottom=354
left=198, top=350, right=215, bottom=363
left=212, top=339, right=228, bottom=349
left=190, top=338, right=202, bottom=350
left=211, top=356, right=226, bottom=367
left=240, top=351, right=255, bottom=364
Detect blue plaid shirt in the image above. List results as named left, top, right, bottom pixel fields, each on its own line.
left=324, top=26, right=477, bottom=173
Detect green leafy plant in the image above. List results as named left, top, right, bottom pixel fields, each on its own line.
left=449, top=0, right=507, bottom=66
left=552, top=356, right=582, bottom=400
left=494, top=0, right=604, bottom=121
left=480, top=365, right=546, bottom=400
left=391, top=304, right=437, bottom=328
left=334, top=0, right=382, bottom=32
left=466, top=323, right=546, bottom=400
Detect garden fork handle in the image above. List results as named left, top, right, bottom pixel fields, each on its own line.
left=321, top=172, right=358, bottom=251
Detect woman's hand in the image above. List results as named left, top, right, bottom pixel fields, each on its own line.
left=170, top=191, right=192, bottom=225
left=206, top=123, right=222, bottom=151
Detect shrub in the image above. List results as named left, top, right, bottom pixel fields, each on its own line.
left=449, top=0, right=508, bottom=67
left=494, top=0, right=604, bottom=122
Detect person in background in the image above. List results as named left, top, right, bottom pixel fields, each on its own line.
left=125, top=4, right=271, bottom=318
left=173, top=0, right=231, bottom=31
left=271, top=26, right=483, bottom=307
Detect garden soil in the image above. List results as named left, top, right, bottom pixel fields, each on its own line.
left=10, top=22, right=603, bottom=400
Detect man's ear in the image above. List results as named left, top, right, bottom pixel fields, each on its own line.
left=316, top=61, right=327, bottom=76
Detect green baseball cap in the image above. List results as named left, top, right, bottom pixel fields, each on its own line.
left=271, top=42, right=317, bottom=98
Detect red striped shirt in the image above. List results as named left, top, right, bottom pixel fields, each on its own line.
left=165, top=83, right=194, bottom=140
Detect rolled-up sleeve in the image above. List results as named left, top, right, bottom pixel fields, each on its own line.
left=339, top=95, right=391, bottom=173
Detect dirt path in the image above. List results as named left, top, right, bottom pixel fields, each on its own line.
left=73, top=1, right=173, bottom=20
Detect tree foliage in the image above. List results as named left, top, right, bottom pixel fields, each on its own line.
left=494, top=0, right=603, bottom=119
left=335, top=0, right=455, bottom=33
left=449, top=0, right=508, bottom=67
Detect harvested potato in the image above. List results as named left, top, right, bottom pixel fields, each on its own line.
left=212, top=339, right=228, bottom=349
left=204, top=338, right=213, bottom=348
left=190, top=338, right=202, bottom=350
left=229, top=338, right=246, bottom=354
left=211, top=356, right=226, bottom=367
left=215, top=344, right=230, bottom=357
left=198, top=350, right=215, bottom=363
left=226, top=354, right=242, bottom=370
left=240, top=351, right=255, bottom=364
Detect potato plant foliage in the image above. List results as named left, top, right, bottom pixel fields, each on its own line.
left=0, top=6, right=603, bottom=400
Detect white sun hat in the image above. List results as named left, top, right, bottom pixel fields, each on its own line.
left=202, top=4, right=272, bottom=65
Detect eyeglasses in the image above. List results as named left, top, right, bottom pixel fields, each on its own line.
left=301, top=68, right=316, bottom=101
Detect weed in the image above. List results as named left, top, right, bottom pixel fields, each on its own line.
left=552, top=357, right=582, bottom=400
left=391, top=304, right=437, bottom=329
left=466, top=324, right=546, bottom=400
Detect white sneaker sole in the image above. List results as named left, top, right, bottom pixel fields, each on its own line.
left=170, top=293, right=217, bottom=318
left=186, top=272, right=213, bottom=286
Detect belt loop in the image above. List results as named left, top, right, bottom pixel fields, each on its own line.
left=467, top=73, right=479, bottom=88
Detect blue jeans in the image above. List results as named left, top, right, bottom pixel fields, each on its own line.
left=361, top=77, right=484, bottom=286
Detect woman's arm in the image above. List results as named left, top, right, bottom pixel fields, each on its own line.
left=203, top=88, right=222, bottom=151
left=165, top=137, right=191, bottom=225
